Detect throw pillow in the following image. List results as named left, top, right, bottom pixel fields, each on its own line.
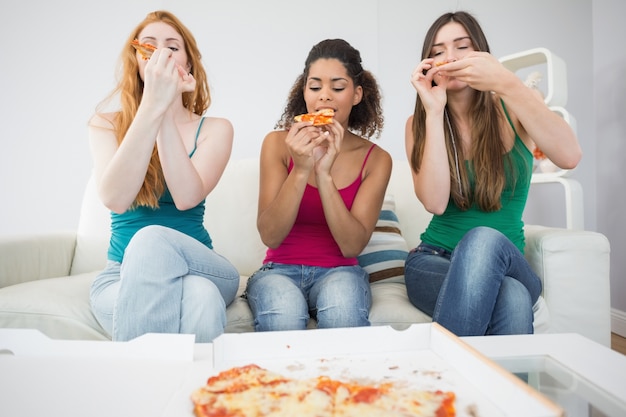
left=357, top=195, right=409, bottom=283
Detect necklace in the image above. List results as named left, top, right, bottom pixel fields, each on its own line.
left=444, top=109, right=463, bottom=196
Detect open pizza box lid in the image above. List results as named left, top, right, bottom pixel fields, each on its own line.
left=0, top=328, right=195, bottom=360
left=0, top=329, right=207, bottom=417
left=0, top=323, right=563, bottom=417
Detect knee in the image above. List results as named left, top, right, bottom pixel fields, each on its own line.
left=319, top=269, right=369, bottom=306
left=184, top=275, right=225, bottom=309
left=131, top=225, right=169, bottom=242
left=246, top=274, right=308, bottom=331
left=314, top=270, right=370, bottom=328
left=125, top=225, right=170, bottom=256
left=459, top=227, right=505, bottom=250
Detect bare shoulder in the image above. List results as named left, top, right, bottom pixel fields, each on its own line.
left=261, top=130, right=288, bottom=152
left=200, top=116, right=234, bottom=138
left=88, top=112, right=116, bottom=130
left=362, top=139, right=392, bottom=177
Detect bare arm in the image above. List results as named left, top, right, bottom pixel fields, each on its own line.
left=439, top=52, right=582, bottom=168
left=404, top=114, right=451, bottom=215
left=158, top=115, right=233, bottom=210
left=256, top=131, right=310, bottom=248
left=318, top=146, right=392, bottom=257
left=89, top=108, right=162, bottom=214
left=406, top=59, right=455, bottom=215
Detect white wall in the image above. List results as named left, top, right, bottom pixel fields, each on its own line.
left=1, top=0, right=622, bottom=328
left=593, top=0, right=626, bottom=335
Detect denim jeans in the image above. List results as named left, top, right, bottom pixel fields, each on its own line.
left=244, top=263, right=371, bottom=331
left=405, top=226, right=542, bottom=336
left=90, top=225, right=240, bottom=342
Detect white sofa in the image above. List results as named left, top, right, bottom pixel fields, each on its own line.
left=0, top=158, right=612, bottom=346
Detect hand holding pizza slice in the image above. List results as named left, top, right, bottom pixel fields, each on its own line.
left=294, top=109, right=335, bottom=126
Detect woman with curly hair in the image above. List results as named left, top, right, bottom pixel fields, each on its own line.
left=88, top=10, right=239, bottom=342
left=244, top=38, right=392, bottom=332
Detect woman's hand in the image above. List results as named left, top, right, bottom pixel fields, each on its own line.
left=435, top=51, right=515, bottom=94
left=141, top=48, right=195, bottom=113
left=313, top=120, right=343, bottom=177
left=410, top=58, right=448, bottom=112
left=285, top=121, right=331, bottom=171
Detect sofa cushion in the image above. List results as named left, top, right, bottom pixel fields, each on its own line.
left=225, top=277, right=255, bottom=333
left=369, top=281, right=430, bottom=328
left=0, top=272, right=109, bottom=340
left=357, top=195, right=409, bottom=283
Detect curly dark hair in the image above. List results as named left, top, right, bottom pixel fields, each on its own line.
left=275, top=39, right=384, bottom=139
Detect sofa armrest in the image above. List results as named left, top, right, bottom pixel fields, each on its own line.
left=0, top=232, right=77, bottom=289
left=524, top=225, right=611, bottom=346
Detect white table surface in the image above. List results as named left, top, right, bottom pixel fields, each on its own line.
left=462, top=332, right=626, bottom=417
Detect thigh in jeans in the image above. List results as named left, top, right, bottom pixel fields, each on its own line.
left=404, top=245, right=450, bottom=317
left=309, top=265, right=371, bottom=329
left=244, top=263, right=309, bottom=331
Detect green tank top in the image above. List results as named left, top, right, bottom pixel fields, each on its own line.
left=107, top=118, right=212, bottom=262
left=419, top=108, right=533, bottom=253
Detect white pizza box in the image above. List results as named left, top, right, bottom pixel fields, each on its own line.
left=0, top=328, right=195, bottom=360
left=212, top=323, right=564, bottom=417
left=0, top=324, right=563, bottom=417
left=0, top=329, right=210, bottom=417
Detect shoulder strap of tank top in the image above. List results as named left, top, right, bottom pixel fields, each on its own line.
left=500, top=99, right=520, bottom=139
left=359, top=143, right=377, bottom=176
left=189, top=117, right=205, bottom=157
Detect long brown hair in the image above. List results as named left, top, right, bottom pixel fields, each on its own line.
left=275, top=39, right=384, bottom=140
left=410, top=11, right=509, bottom=211
left=95, top=10, right=210, bottom=208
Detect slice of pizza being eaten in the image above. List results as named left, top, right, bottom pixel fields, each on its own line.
left=294, top=109, right=334, bottom=126
left=191, top=364, right=456, bottom=417
left=131, top=39, right=157, bottom=60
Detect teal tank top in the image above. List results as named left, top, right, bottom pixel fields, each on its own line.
left=107, top=118, right=212, bottom=262
left=419, top=105, right=533, bottom=253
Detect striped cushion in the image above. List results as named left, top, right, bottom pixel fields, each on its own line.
left=357, top=195, right=409, bottom=283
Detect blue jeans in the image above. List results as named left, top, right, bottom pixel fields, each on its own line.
left=90, top=225, right=240, bottom=342
left=244, top=263, right=371, bottom=331
left=405, top=226, right=542, bottom=336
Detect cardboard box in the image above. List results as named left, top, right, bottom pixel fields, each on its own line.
left=0, top=324, right=562, bottom=417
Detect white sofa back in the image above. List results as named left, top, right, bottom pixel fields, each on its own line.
left=70, top=158, right=428, bottom=277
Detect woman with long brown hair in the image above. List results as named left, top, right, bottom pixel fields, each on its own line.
left=404, top=11, right=581, bottom=336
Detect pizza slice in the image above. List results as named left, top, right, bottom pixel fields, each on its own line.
left=294, top=109, right=334, bottom=126
left=131, top=39, right=157, bottom=60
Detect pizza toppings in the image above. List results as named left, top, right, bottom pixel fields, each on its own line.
left=294, top=109, right=335, bottom=126
left=131, top=39, right=157, bottom=60
left=434, top=61, right=447, bottom=67
left=191, top=364, right=456, bottom=417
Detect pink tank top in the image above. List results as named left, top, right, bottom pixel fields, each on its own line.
left=264, top=144, right=377, bottom=267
